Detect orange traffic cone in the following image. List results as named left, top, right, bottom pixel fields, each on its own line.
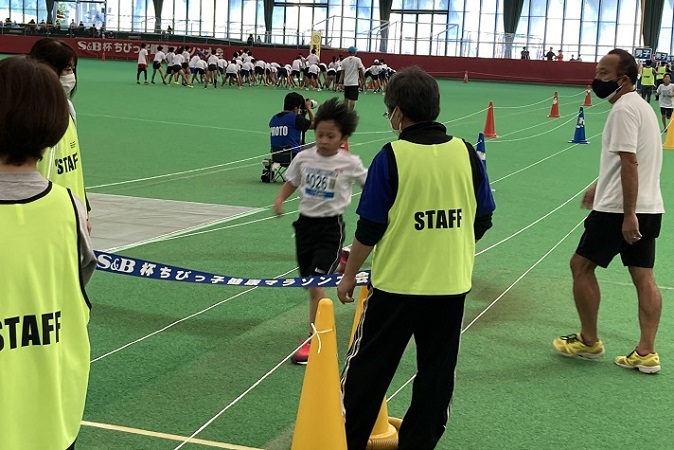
left=483, top=101, right=498, bottom=138
left=583, top=85, right=593, bottom=106
left=548, top=91, right=560, bottom=118
left=291, top=299, right=347, bottom=450
left=463, top=70, right=469, bottom=83
left=663, top=122, right=674, bottom=150
left=348, top=287, right=401, bottom=450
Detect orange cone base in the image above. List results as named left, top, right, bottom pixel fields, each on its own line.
left=366, top=417, right=402, bottom=450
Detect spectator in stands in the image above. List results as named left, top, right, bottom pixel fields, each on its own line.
left=545, top=47, right=555, bottom=61
left=27, top=19, right=36, bottom=33
left=99, top=24, right=106, bottom=38
left=247, top=34, right=254, bottom=46
left=167, top=25, right=172, bottom=34
left=38, top=19, right=46, bottom=33
left=69, top=19, right=76, bottom=30
left=88, top=24, right=97, bottom=37
left=520, top=46, right=530, bottom=59
left=256, top=35, right=262, bottom=45
left=576, top=55, right=583, bottom=62
left=556, top=49, right=564, bottom=61
left=569, top=54, right=577, bottom=62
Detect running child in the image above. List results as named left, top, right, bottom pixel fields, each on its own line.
left=273, top=97, right=367, bottom=364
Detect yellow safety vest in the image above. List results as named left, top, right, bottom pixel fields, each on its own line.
left=371, top=139, right=477, bottom=295
left=0, top=183, right=90, bottom=450
left=657, top=65, right=667, bottom=80
left=37, top=115, right=87, bottom=209
left=642, top=67, right=655, bottom=86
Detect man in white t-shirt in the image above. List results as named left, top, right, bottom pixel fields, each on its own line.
left=338, top=46, right=364, bottom=109
left=656, top=73, right=674, bottom=130
left=553, top=48, right=665, bottom=374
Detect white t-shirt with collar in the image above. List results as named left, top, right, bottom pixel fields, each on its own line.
left=594, top=91, right=664, bottom=213
left=340, top=55, right=364, bottom=86
left=286, top=146, right=368, bottom=217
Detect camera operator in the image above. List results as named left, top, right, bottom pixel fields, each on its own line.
left=269, top=92, right=315, bottom=165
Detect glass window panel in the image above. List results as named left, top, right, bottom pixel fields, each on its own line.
left=242, top=0, right=258, bottom=36
left=516, top=14, right=528, bottom=36
left=528, top=16, right=544, bottom=40
left=547, top=0, right=563, bottom=19
left=285, top=6, right=300, bottom=45
left=597, top=22, right=616, bottom=47
left=495, top=13, right=503, bottom=34
left=417, top=13, right=432, bottom=54
left=119, top=0, right=133, bottom=31
left=215, top=0, right=230, bottom=39
left=37, top=0, right=46, bottom=21
left=270, top=7, right=285, bottom=43
left=580, top=21, right=597, bottom=45
left=480, top=0, right=496, bottom=15
left=599, top=0, right=617, bottom=23
left=449, top=0, right=465, bottom=12
left=201, top=0, right=214, bottom=36
left=582, top=0, right=599, bottom=22
left=563, top=19, right=581, bottom=52
left=616, top=24, right=637, bottom=49
left=529, top=0, right=546, bottom=17
left=0, top=0, right=8, bottom=24
left=617, top=0, right=636, bottom=24
left=545, top=19, right=563, bottom=48
left=229, top=0, right=243, bottom=39
left=172, top=0, right=187, bottom=35
left=663, top=0, right=674, bottom=28
left=564, top=0, right=581, bottom=20
left=392, top=0, right=402, bottom=8
left=657, top=28, right=673, bottom=54
left=403, top=0, right=417, bottom=9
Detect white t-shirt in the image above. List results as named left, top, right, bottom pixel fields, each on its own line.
left=657, top=83, right=674, bottom=108
left=226, top=62, right=239, bottom=74
left=340, top=55, right=364, bottom=86
left=173, top=54, right=184, bottom=66
left=306, top=53, right=319, bottom=66
left=166, top=52, right=175, bottom=65
left=207, top=55, right=218, bottom=65
left=153, top=51, right=165, bottom=63
left=291, top=59, right=303, bottom=71
left=308, top=64, right=320, bottom=74
left=594, top=91, right=664, bottom=213
left=286, top=146, right=368, bottom=217
left=137, top=48, right=148, bottom=65
left=189, top=55, right=201, bottom=68
left=196, top=60, right=207, bottom=70
left=182, top=51, right=190, bottom=61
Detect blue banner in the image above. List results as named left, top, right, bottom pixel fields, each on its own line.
left=95, top=251, right=370, bottom=288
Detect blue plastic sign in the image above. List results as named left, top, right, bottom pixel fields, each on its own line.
left=634, top=47, right=652, bottom=60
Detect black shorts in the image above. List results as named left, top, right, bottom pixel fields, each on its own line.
left=344, top=85, right=360, bottom=101
left=291, top=69, right=301, bottom=78
left=576, top=211, right=662, bottom=268
left=226, top=72, right=237, bottom=78
left=278, top=68, right=288, bottom=77
left=308, top=72, right=317, bottom=79
left=172, top=64, right=181, bottom=73
left=378, top=72, right=386, bottom=80
left=661, top=107, right=673, bottom=118
left=153, top=61, right=161, bottom=70
left=254, top=66, right=264, bottom=75
left=182, top=62, right=188, bottom=70
left=208, top=64, right=217, bottom=71
left=293, top=215, right=345, bottom=277
left=327, top=69, right=336, bottom=76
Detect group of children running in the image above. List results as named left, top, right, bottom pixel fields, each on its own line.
left=135, top=44, right=395, bottom=92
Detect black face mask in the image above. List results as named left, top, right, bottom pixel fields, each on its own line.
left=592, top=78, right=622, bottom=99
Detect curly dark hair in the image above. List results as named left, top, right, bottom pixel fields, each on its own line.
left=313, top=97, right=359, bottom=137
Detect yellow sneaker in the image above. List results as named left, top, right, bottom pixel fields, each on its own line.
left=553, top=333, right=605, bottom=358
left=615, top=351, right=661, bottom=374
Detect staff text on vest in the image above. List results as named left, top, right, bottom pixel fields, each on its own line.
left=0, top=312, right=61, bottom=351
left=414, top=209, right=462, bottom=230
left=55, top=152, right=79, bottom=174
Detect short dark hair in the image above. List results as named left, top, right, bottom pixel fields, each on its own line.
left=284, top=92, right=305, bottom=111
left=0, top=57, right=69, bottom=165
left=27, top=38, right=78, bottom=97
left=384, top=66, right=440, bottom=122
left=313, top=97, right=359, bottom=137
left=608, top=48, right=638, bottom=84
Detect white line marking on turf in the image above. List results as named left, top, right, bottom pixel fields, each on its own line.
left=81, top=420, right=263, bottom=450
left=79, top=113, right=269, bottom=135
left=489, top=132, right=603, bottom=183
left=475, top=178, right=595, bottom=256
left=387, top=218, right=585, bottom=402
left=90, top=267, right=297, bottom=363
left=173, top=340, right=309, bottom=449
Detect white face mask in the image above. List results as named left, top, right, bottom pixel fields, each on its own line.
left=388, top=108, right=402, bottom=136
left=60, top=73, right=76, bottom=96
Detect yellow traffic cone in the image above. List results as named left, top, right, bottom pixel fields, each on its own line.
left=292, top=299, right=347, bottom=450
left=348, top=287, right=401, bottom=450
left=664, top=121, right=674, bottom=150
